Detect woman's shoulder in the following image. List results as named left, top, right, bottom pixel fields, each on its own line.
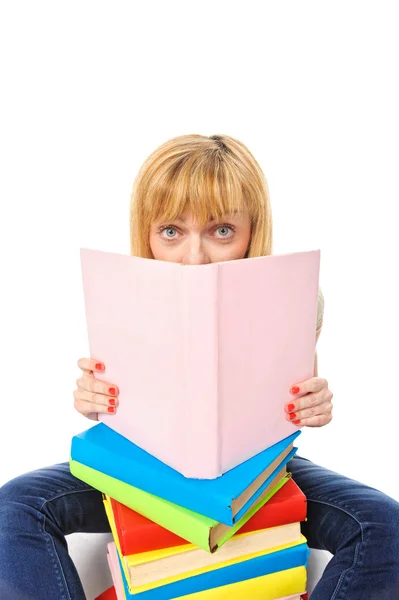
left=317, top=286, right=324, bottom=332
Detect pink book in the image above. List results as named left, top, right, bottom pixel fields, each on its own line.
left=81, top=249, right=320, bottom=479
left=106, top=542, right=125, bottom=600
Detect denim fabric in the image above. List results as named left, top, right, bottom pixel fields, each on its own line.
left=0, top=456, right=398, bottom=600
left=0, top=463, right=110, bottom=600
left=291, top=455, right=399, bottom=599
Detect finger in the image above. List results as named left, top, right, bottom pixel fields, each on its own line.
left=290, top=377, right=328, bottom=396
left=77, top=357, right=106, bottom=373
left=76, top=374, right=119, bottom=397
left=287, top=401, right=332, bottom=422
left=86, top=412, right=99, bottom=422
left=73, top=390, right=118, bottom=416
left=73, top=388, right=119, bottom=408
left=286, top=391, right=326, bottom=413
left=292, top=411, right=333, bottom=428
left=74, top=398, right=116, bottom=416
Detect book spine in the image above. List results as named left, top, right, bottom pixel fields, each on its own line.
left=180, top=264, right=220, bottom=479
left=112, top=498, right=128, bottom=555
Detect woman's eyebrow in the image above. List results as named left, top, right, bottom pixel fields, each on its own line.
left=160, top=214, right=238, bottom=226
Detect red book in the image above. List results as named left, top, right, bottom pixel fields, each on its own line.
left=95, top=586, right=117, bottom=600
left=110, top=477, right=306, bottom=555
left=238, top=476, right=306, bottom=534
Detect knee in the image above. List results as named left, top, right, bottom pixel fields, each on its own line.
left=368, top=494, right=399, bottom=563
left=372, top=493, right=399, bottom=530
left=0, top=474, right=40, bottom=528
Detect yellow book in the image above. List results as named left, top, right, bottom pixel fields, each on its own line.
left=103, top=494, right=308, bottom=594
left=125, top=521, right=301, bottom=587
left=107, top=540, right=306, bottom=600
left=177, top=568, right=307, bottom=599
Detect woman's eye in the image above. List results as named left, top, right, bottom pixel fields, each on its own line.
left=161, top=227, right=178, bottom=239
left=214, top=225, right=233, bottom=238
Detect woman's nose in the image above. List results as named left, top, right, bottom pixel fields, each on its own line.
left=181, top=237, right=210, bottom=265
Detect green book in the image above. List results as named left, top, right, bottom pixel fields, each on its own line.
left=69, top=458, right=291, bottom=553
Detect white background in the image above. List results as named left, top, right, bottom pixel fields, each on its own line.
left=0, top=1, right=398, bottom=505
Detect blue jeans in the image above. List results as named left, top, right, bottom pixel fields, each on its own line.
left=0, top=456, right=398, bottom=600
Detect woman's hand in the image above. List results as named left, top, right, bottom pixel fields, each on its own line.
left=285, top=377, right=333, bottom=428
left=73, top=358, right=119, bottom=421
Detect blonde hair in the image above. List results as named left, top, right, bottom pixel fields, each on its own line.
left=129, top=134, right=273, bottom=258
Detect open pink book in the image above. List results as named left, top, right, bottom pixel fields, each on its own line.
left=81, top=248, right=320, bottom=479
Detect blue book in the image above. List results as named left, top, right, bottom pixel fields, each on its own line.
left=71, top=424, right=300, bottom=526
left=114, top=537, right=309, bottom=599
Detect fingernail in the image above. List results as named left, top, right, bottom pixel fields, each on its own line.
left=287, top=403, right=295, bottom=412
left=95, top=363, right=104, bottom=371
left=293, top=420, right=301, bottom=425
left=107, top=406, right=115, bottom=413
left=291, top=386, right=300, bottom=394
left=109, top=398, right=117, bottom=406
left=288, top=413, right=297, bottom=421
left=109, top=387, right=117, bottom=395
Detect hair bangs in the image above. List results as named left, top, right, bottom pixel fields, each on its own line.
left=145, top=152, right=251, bottom=227
left=130, top=133, right=272, bottom=258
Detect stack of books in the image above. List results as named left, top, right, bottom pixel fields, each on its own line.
left=71, top=424, right=309, bottom=599
left=72, top=247, right=321, bottom=599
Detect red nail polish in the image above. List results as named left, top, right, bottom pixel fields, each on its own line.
left=107, top=406, right=115, bottom=413
left=287, top=403, right=295, bottom=412
left=291, top=386, right=300, bottom=395
left=95, top=363, right=104, bottom=371
left=109, top=398, right=116, bottom=406
left=293, top=420, right=301, bottom=425
left=288, top=413, right=297, bottom=420
left=109, top=387, right=116, bottom=395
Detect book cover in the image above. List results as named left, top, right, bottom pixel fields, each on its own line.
left=123, top=525, right=302, bottom=588
left=103, top=493, right=300, bottom=588
left=70, top=423, right=299, bottom=525
left=109, top=495, right=187, bottom=555
left=109, top=476, right=306, bottom=555
left=105, top=489, right=305, bottom=593
left=80, top=248, right=320, bottom=478
left=107, top=540, right=308, bottom=598
left=239, top=476, right=307, bottom=533
left=69, top=459, right=291, bottom=552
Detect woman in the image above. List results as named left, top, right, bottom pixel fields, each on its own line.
left=0, top=134, right=398, bottom=600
